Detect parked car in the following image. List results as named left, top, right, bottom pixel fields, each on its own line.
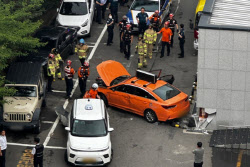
left=96, top=60, right=190, bottom=123
left=1, top=62, right=46, bottom=133
left=65, top=99, right=114, bottom=166
left=126, top=0, right=172, bottom=30
left=56, top=0, right=95, bottom=36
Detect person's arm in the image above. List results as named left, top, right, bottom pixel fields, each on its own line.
left=157, top=29, right=162, bottom=34
left=31, top=147, right=36, bottom=158
left=131, top=35, right=133, bottom=44
left=146, top=13, right=148, bottom=22
left=0, top=146, right=2, bottom=156
left=176, top=24, right=179, bottom=33
left=136, top=14, right=139, bottom=24
left=121, top=32, right=124, bottom=41
left=96, top=0, right=101, bottom=5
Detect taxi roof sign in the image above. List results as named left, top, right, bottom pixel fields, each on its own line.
left=136, top=70, right=157, bottom=84
left=85, top=104, right=93, bottom=110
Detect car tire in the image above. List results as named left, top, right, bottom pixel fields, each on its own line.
left=144, top=109, right=158, bottom=123
left=34, top=119, right=41, bottom=134
left=100, top=94, right=108, bottom=107
left=42, top=99, right=46, bottom=107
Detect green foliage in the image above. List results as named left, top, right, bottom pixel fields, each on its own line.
left=0, top=76, right=16, bottom=105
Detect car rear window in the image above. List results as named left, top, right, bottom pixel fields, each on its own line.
left=60, top=2, right=88, bottom=15
left=153, top=84, right=180, bottom=101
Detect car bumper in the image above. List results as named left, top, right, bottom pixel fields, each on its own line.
left=166, top=102, right=190, bottom=121
left=77, top=24, right=91, bottom=36
left=67, top=147, right=111, bottom=166
left=0, top=120, right=39, bottom=131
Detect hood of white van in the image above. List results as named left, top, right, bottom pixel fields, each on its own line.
left=69, top=134, right=110, bottom=151
left=3, top=97, right=37, bottom=113
left=57, top=14, right=88, bottom=26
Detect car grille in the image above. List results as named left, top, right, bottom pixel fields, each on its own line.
left=9, top=114, right=26, bottom=121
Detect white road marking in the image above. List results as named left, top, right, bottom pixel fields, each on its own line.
left=126, top=61, right=131, bottom=68
left=52, top=90, right=66, bottom=93
left=42, top=121, right=54, bottom=124
left=7, top=142, right=66, bottom=149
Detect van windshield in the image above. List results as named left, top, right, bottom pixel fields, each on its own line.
left=60, top=2, right=88, bottom=15
left=131, top=0, right=159, bottom=12
left=71, top=119, right=107, bottom=137
left=7, top=86, right=37, bottom=97
left=153, top=84, right=180, bottom=101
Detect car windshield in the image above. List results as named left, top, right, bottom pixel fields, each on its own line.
left=110, top=75, right=130, bottom=86
left=71, top=119, right=107, bottom=137
left=153, top=84, right=180, bottom=101
left=131, top=0, right=159, bottom=12
left=60, top=2, right=88, bottom=15
left=7, top=86, right=37, bottom=97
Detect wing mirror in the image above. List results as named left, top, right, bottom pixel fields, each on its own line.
left=65, top=127, right=70, bottom=131
left=108, top=127, right=114, bottom=132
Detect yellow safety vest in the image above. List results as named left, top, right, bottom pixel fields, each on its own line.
left=75, top=44, right=88, bottom=59
left=136, top=40, right=147, bottom=55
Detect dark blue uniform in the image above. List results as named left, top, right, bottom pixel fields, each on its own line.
left=119, top=20, right=132, bottom=52
left=178, top=28, right=185, bottom=58
left=107, top=18, right=114, bottom=45
left=167, top=18, right=178, bottom=47
left=136, top=12, right=148, bottom=34
left=122, top=30, right=132, bottom=60
left=109, top=0, right=118, bottom=23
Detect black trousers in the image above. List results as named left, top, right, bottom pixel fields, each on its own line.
left=96, top=4, right=102, bottom=23
left=179, top=40, right=185, bottom=57
left=79, top=77, right=87, bottom=96
left=79, top=58, right=85, bottom=66
left=34, top=157, right=43, bottom=167
left=47, top=76, right=53, bottom=91
left=194, top=162, right=203, bottom=167
left=139, top=23, right=147, bottom=35
left=65, top=77, right=73, bottom=97
left=102, top=4, right=107, bottom=19
left=110, top=7, right=118, bottom=23
left=107, top=28, right=114, bottom=44
left=170, top=32, right=174, bottom=47
left=161, top=41, right=170, bottom=57
left=124, top=41, right=131, bottom=58
left=0, top=149, right=6, bottom=167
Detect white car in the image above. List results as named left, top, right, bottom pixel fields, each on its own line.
left=56, top=0, right=95, bottom=36
left=65, top=99, right=114, bottom=166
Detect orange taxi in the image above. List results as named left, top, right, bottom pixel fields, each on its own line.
left=96, top=60, right=190, bottom=123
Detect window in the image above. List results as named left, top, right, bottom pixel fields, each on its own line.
left=7, top=86, right=37, bottom=97
left=60, top=2, right=88, bottom=15
left=131, top=0, right=159, bottom=12
left=133, top=87, right=156, bottom=100
left=153, top=84, right=180, bottom=101
left=115, top=85, right=134, bottom=94
left=110, top=75, right=130, bottom=86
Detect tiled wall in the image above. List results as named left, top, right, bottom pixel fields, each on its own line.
left=197, top=29, right=250, bottom=129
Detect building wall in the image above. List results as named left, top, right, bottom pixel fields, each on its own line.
left=197, top=29, right=250, bottom=129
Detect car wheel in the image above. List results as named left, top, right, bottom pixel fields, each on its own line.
left=34, top=119, right=41, bottom=134
left=100, top=94, right=108, bottom=107
left=42, top=99, right=46, bottom=107
left=144, top=109, right=158, bottom=123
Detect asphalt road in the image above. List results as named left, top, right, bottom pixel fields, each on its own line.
left=4, top=0, right=221, bottom=167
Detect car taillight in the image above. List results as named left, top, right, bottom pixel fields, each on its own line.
left=185, top=96, right=188, bottom=101
left=162, top=105, right=176, bottom=110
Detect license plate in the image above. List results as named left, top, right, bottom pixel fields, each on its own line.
left=82, top=158, right=96, bottom=163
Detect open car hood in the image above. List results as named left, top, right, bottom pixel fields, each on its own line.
left=96, top=60, right=131, bottom=86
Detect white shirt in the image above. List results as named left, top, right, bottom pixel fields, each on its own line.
left=0, top=135, right=7, bottom=150
left=31, top=143, right=40, bottom=155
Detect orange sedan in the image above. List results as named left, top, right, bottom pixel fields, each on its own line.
left=96, top=60, right=190, bottom=123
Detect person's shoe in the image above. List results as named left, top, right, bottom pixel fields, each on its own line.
left=160, top=55, right=164, bottom=58
left=110, top=41, right=113, bottom=44
left=178, top=56, right=184, bottom=58
left=127, top=57, right=130, bottom=60
left=178, top=53, right=181, bottom=55
left=167, top=53, right=170, bottom=56
left=107, top=43, right=111, bottom=46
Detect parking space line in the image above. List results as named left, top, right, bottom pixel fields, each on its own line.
left=42, top=121, right=54, bottom=124
left=52, top=90, right=66, bottom=93
left=8, top=142, right=66, bottom=150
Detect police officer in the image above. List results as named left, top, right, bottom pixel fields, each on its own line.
left=178, top=24, right=185, bottom=58
left=84, top=83, right=100, bottom=99
left=78, top=61, right=90, bottom=97
left=135, top=34, right=147, bottom=68
left=31, top=137, right=44, bottom=167
left=167, top=13, right=179, bottom=47
left=64, top=60, right=75, bottom=99
left=136, top=7, right=148, bottom=35
left=108, top=0, right=118, bottom=23
left=149, top=10, right=161, bottom=32
left=121, top=24, right=133, bottom=60
left=47, top=54, right=55, bottom=92
left=107, top=13, right=114, bottom=46
left=75, top=38, right=88, bottom=66
left=51, top=48, right=64, bottom=80
left=118, top=15, right=131, bottom=53
left=144, top=24, right=157, bottom=59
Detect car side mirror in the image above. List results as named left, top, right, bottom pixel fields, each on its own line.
left=108, top=127, right=114, bottom=132
left=57, top=8, right=59, bottom=12
left=65, top=127, right=70, bottom=131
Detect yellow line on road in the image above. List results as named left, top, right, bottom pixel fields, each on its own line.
left=236, top=150, right=244, bottom=167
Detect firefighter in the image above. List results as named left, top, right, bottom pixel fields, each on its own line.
left=118, top=15, right=131, bottom=53
left=51, top=48, right=64, bottom=80
left=75, top=38, right=88, bottom=66
left=149, top=10, right=161, bottom=32
left=47, top=54, right=55, bottom=92
left=78, top=61, right=90, bottom=97
left=84, top=83, right=100, bottom=99
left=167, top=13, right=178, bottom=47
left=135, top=34, right=147, bottom=69
left=144, top=24, right=157, bottom=59
left=64, top=60, right=75, bottom=99
left=121, top=24, right=133, bottom=60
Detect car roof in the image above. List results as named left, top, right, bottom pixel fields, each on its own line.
left=126, top=77, right=167, bottom=91
left=64, top=0, right=87, bottom=2
left=6, top=62, right=42, bottom=85
left=73, top=99, right=105, bottom=121
left=35, top=26, right=69, bottom=40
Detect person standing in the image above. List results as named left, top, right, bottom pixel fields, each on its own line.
left=96, top=0, right=105, bottom=24
left=192, top=142, right=204, bottom=167
left=135, top=34, right=147, bottom=68
left=31, top=137, right=44, bottom=167
left=64, top=60, right=75, bottom=99
left=121, top=24, right=133, bottom=60
left=108, top=0, right=118, bottom=23
left=78, top=61, right=90, bottom=97
left=101, top=0, right=108, bottom=20
left=167, top=13, right=178, bottom=47
left=106, top=13, right=114, bottom=46
left=0, top=130, right=7, bottom=167
left=144, top=24, right=157, bottom=59
left=47, top=54, right=56, bottom=92
left=118, top=15, right=131, bottom=53
left=157, top=21, right=172, bottom=58
left=75, top=38, right=88, bottom=66
left=178, top=24, right=185, bottom=58
left=136, top=7, right=148, bottom=35
left=149, top=10, right=161, bottom=32
left=84, top=83, right=100, bottom=99
left=51, top=48, right=64, bottom=80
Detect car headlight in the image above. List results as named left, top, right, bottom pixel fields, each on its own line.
left=26, top=113, right=32, bottom=118
left=81, top=19, right=88, bottom=27
left=3, top=113, right=8, bottom=118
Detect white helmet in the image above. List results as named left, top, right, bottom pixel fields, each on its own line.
left=92, top=83, right=98, bottom=89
